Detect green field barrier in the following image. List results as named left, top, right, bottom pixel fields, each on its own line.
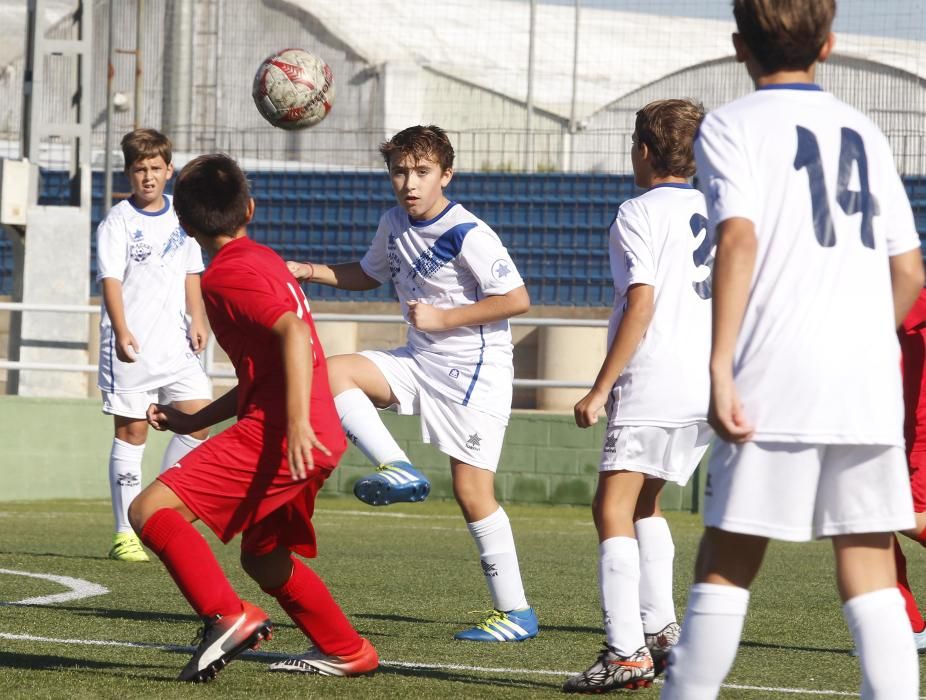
left=0, top=396, right=699, bottom=509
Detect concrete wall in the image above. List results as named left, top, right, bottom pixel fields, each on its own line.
left=0, top=396, right=699, bottom=510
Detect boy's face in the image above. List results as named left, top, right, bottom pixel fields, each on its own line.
left=388, top=153, right=452, bottom=221
left=127, top=155, right=173, bottom=211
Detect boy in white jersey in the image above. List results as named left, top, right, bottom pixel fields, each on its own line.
left=563, top=99, right=713, bottom=694
left=97, top=129, right=212, bottom=562
left=661, top=2, right=925, bottom=698
left=287, top=125, right=539, bottom=642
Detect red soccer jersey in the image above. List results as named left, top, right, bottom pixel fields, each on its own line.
left=201, top=236, right=343, bottom=444
left=901, top=288, right=926, bottom=455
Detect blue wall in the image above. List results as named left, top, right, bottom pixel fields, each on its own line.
left=2, top=170, right=925, bottom=306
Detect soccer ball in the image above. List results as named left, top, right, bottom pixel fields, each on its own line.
left=252, top=48, right=335, bottom=130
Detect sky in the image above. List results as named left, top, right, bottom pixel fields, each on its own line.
left=530, top=0, right=926, bottom=41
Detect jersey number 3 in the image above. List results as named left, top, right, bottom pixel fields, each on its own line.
left=793, top=126, right=880, bottom=249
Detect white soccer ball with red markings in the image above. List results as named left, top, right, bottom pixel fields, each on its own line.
left=252, top=48, right=335, bottom=130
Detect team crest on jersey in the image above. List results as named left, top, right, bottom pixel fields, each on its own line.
left=130, top=241, right=152, bottom=262
left=449, top=368, right=460, bottom=379
left=491, top=259, right=512, bottom=280
left=466, top=433, right=482, bottom=451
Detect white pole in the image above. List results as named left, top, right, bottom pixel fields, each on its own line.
left=525, top=0, right=536, bottom=173
left=103, top=0, right=115, bottom=211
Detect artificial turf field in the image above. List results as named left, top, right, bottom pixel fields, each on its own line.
left=1, top=497, right=924, bottom=699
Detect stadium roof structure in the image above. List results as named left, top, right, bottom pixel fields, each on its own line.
left=284, top=0, right=926, bottom=123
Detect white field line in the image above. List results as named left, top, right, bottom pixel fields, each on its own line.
left=0, top=569, right=109, bottom=605
left=0, top=631, right=913, bottom=698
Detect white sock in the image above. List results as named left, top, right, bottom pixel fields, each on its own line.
left=635, top=516, right=677, bottom=633
left=159, top=433, right=206, bottom=473
left=335, top=388, right=409, bottom=466
left=109, top=438, right=145, bottom=534
left=661, top=582, right=749, bottom=700
left=599, top=536, right=645, bottom=655
left=467, top=507, right=529, bottom=612
left=844, top=588, right=919, bottom=699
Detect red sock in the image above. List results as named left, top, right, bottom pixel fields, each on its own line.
left=262, top=556, right=362, bottom=656
left=893, top=534, right=926, bottom=633
left=140, top=508, right=242, bottom=619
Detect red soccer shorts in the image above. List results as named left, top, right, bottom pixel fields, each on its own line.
left=909, top=450, right=926, bottom=513
left=158, top=415, right=344, bottom=558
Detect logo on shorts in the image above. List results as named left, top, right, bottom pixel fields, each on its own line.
left=166, top=462, right=181, bottom=471
left=116, top=472, right=140, bottom=487
left=449, top=368, right=460, bottom=379
left=491, top=259, right=512, bottom=280
left=481, top=560, right=498, bottom=578
left=704, top=472, right=712, bottom=497
left=466, top=433, right=482, bottom=451
left=604, top=433, right=617, bottom=453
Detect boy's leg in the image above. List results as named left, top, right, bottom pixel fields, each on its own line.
left=835, top=532, right=918, bottom=699
left=109, top=415, right=149, bottom=561
left=634, top=479, right=679, bottom=638
left=128, top=480, right=271, bottom=682
left=242, top=547, right=378, bottom=676
left=158, top=397, right=210, bottom=473
left=660, top=527, right=765, bottom=700
left=329, top=353, right=429, bottom=505
left=451, top=460, right=537, bottom=642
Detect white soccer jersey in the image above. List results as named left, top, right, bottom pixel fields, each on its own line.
left=360, top=201, right=524, bottom=417
left=696, top=84, right=920, bottom=445
left=97, top=195, right=206, bottom=393
left=607, top=184, right=711, bottom=426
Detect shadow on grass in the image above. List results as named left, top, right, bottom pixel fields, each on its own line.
left=0, top=651, right=175, bottom=682
left=0, top=549, right=109, bottom=562
left=376, top=663, right=561, bottom=691
left=740, top=639, right=849, bottom=655
left=355, top=612, right=434, bottom=624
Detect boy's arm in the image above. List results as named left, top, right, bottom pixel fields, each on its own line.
left=147, top=386, right=239, bottom=434
left=709, top=217, right=757, bottom=443
left=889, top=249, right=925, bottom=327
left=574, top=284, right=654, bottom=428
left=287, top=260, right=381, bottom=291
left=184, top=273, right=209, bottom=353
left=407, top=285, right=530, bottom=332
left=272, top=311, right=332, bottom=480
left=101, top=277, right=140, bottom=363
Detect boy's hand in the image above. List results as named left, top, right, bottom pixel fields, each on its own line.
left=708, top=373, right=754, bottom=443
left=286, top=261, right=314, bottom=281
left=406, top=300, right=448, bottom=332
left=147, top=403, right=197, bottom=434
left=115, top=330, right=140, bottom=363
left=574, top=387, right=608, bottom=429
left=188, top=319, right=209, bottom=354
left=287, top=421, right=332, bottom=480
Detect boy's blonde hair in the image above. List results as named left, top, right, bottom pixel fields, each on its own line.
left=379, top=125, right=455, bottom=172
left=634, top=99, right=705, bottom=179
left=121, top=128, right=172, bottom=171
left=733, top=0, right=835, bottom=73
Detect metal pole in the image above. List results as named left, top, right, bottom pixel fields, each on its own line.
left=103, top=0, right=115, bottom=211
left=525, top=0, right=536, bottom=172
left=569, top=0, right=580, bottom=134
left=134, top=0, right=144, bottom=128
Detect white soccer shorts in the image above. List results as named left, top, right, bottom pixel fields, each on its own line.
left=360, top=348, right=507, bottom=471
left=704, top=440, right=915, bottom=541
left=599, top=423, right=712, bottom=486
left=102, top=366, right=212, bottom=420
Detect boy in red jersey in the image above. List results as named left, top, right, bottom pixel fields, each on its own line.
left=895, top=288, right=926, bottom=650
left=127, top=154, right=378, bottom=683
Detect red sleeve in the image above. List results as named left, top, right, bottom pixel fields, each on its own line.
left=903, top=289, right=926, bottom=333
left=208, top=266, right=293, bottom=330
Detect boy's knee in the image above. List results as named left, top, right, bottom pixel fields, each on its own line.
left=240, top=548, right=292, bottom=590
left=127, top=496, right=148, bottom=535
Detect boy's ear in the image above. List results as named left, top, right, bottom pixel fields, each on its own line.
left=166, top=162, right=175, bottom=179
left=441, top=168, right=454, bottom=188
left=818, top=32, right=836, bottom=63
left=732, top=32, right=749, bottom=64
left=638, top=141, right=651, bottom=163
left=245, top=198, right=256, bottom=224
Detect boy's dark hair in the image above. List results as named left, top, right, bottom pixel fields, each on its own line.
left=379, top=125, right=455, bottom=172
left=733, top=0, right=835, bottom=73
left=634, top=99, right=705, bottom=179
left=173, top=154, right=251, bottom=238
left=121, top=128, right=172, bottom=170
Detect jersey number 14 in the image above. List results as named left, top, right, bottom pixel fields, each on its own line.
left=793, top=126, right=880, bottom=249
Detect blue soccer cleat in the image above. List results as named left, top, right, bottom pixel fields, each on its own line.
left=454, top=607, right=539, bottom=642
left=352, top=461, right=430, bottom=506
